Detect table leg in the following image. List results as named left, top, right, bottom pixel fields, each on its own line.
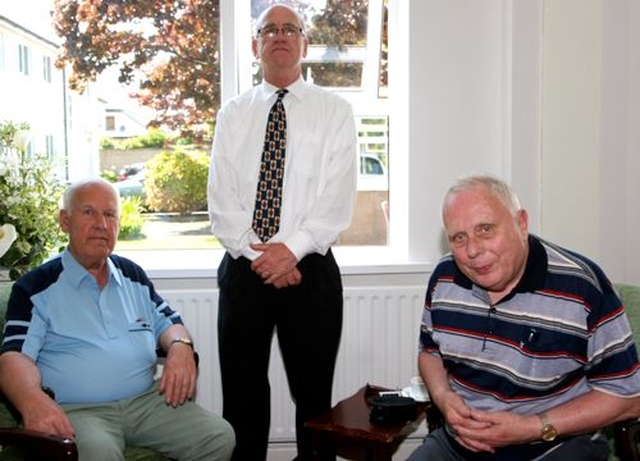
left=364, top=442, right=394, bottom=461
left=310, top=430, right=336, bottom=460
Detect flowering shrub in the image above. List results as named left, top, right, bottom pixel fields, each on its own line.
left=145, top=149, right=209, bottom=214
left=0, top=121, right=65, bottom=280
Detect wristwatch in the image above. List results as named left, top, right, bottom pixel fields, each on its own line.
left=170, top=337, right=194, bottom=349
left=538, top=411, right=558, bottom=442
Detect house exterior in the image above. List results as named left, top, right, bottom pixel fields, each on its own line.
left=104, top=107, right=151, bottom=139
left=0, top=10, right=101, bottom=181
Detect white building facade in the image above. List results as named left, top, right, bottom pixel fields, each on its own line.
left=0, top=12, right=100, bottom=182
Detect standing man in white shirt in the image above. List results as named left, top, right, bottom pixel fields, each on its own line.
left=207, top=3, right=357, bottom=460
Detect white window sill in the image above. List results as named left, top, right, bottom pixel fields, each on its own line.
left=115, top=247, right=433, bottom=279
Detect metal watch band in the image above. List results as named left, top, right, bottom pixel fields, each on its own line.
left=170, top=337, right=194, bottom=349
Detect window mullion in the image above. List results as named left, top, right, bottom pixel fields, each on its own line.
left=362, top=0, right=383, bottom=96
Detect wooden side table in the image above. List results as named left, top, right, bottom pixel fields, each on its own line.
left=305, top=384, right=434, bottom=461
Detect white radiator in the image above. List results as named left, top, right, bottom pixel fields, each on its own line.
left=161, top=285, right=428, bottom=449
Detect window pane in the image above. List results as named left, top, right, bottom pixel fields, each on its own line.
left=302, top=62, right=362, bottom=88
left=249, top=0, right=390, bottom=247
left=114, top=0, right=390, bottom=250
left=43, top=55, right=51, bottom=83
left=251, top=0, right=369, bottom=89
left=339, top=116, right=389, bottom=246
left=108, top=0, right=221, bottom=252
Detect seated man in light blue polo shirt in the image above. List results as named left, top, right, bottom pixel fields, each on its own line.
left=0, top=178, right=235, bottom=461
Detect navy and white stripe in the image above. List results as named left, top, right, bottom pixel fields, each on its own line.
left=420, top=235, right=640, bottom=415
left=1, top=250, right=184, bottom=404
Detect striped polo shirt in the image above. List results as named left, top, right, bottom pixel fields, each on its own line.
left=420, top=235, right=640, bottom=416
left=1, top=249, right=183, bottom=404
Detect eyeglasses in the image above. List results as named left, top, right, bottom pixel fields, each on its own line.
left=257, top=24, right=304, bottom=39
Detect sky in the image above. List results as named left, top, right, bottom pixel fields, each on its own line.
left=0, top=0, right=57, bottom=40
left=1, top=0, right=329, bottom=39
left=0, top=0, right=330, bottom=114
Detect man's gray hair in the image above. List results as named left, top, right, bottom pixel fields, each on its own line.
left=254, top=4, right=306, bottom=36
left=62, top=178, right=120, bottom=212
left=443, top=174, right=522, bottom=215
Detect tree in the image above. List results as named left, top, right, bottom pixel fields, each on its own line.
left=308, top=0, right=368, bottom=46
left=53, top=0, right=376, bottom=137
left=53, top=0, right=221, bottom=140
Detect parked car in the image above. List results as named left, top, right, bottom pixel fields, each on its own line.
left=114, top=164, right=146, bottom=199
left=358, top=153, right=388, bottom=191
left=117, top=162, right=146, bottom=181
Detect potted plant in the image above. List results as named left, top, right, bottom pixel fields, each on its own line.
left=0, top=121, right=65, bottom=281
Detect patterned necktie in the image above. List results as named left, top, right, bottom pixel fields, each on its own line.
left=252, top=88, right=288, bottom=242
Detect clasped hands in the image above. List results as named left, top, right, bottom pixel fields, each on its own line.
left=250, top=242, right=301, bottom=288
left=440, top=391, right=539, bottom=453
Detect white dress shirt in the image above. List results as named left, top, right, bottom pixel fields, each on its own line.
left=208, top=77, right=357, bottom=261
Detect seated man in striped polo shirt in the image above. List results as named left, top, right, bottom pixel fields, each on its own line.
left=0, top=178, right=235, bottom=461
left=407, top=174, right=640, bottom=460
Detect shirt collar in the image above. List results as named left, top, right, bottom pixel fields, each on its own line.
left=61, top=248, right=123, bottom=288
left=261, top=76, right=306, bottom=102
left=452, top=234, right=548, bottom=298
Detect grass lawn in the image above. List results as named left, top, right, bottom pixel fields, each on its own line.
left=116, top=212, right=221, bottom=250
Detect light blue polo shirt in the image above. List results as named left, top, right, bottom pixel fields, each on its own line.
left=1, top=250, right=182, bottom=404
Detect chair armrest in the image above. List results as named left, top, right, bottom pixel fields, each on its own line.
left=614, top=418, right=640, bottom=461
left=0, top=427, right=78, bottom=461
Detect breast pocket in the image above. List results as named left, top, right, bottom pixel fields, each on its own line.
left=128, top=318, right=153, bottom=332
left=127, top=318, right=156, bottom=352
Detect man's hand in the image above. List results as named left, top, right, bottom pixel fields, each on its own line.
left=159, top=343, right=197, bottom=407
left=438, top=391, right=495, bottom=453
left=458, top=408, right=541, bottom=450
left=21, top=390, right=76, bottom=439
left=250, top=242, right=301, bottom=288
left=440, top=394, right=540, bottom=453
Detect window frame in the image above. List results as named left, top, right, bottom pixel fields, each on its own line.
left=117, top=0, right=415, bottom=275
left=18, top=42, right=29, bottom=76
left=229, top=0, right=395, bottom=246
left=42, top=54, right=52, bottom=83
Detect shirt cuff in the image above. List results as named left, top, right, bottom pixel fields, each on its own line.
left=283, top=230, right=320, bottom=262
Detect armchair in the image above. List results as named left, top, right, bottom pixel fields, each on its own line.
left=610, top=283, right=640, bottom=461
left=0, top=282, right=176, bottom=461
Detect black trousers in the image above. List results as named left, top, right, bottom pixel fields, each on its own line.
left=217, top=250, right=343, bottom=461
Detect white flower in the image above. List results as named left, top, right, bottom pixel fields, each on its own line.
left=0, top=223, right=17, bottom=258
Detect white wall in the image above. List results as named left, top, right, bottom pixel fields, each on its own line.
left=403, top=1, right=544, bottom=260
left=541, top=0, right=639, bottom=283
left=404, top=0, right=639, bottom=284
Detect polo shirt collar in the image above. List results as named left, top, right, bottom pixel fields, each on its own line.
left=452, top=234, right=548, bottom=298
left=61, top=249, right=124, bottom=288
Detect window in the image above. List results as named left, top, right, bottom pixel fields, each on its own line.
left=106, top=115, right=116, bottom=131
left=245, top=0, right=390, bottom=246
left=43, top=55, right=52, bottom=83
left=114, top=0, right=391, bottom=252
left=0, top=32, right=5, bottom=72
left=18, top=43, right=29, bottom=76
left=45, top=135, right=54, bottom=157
